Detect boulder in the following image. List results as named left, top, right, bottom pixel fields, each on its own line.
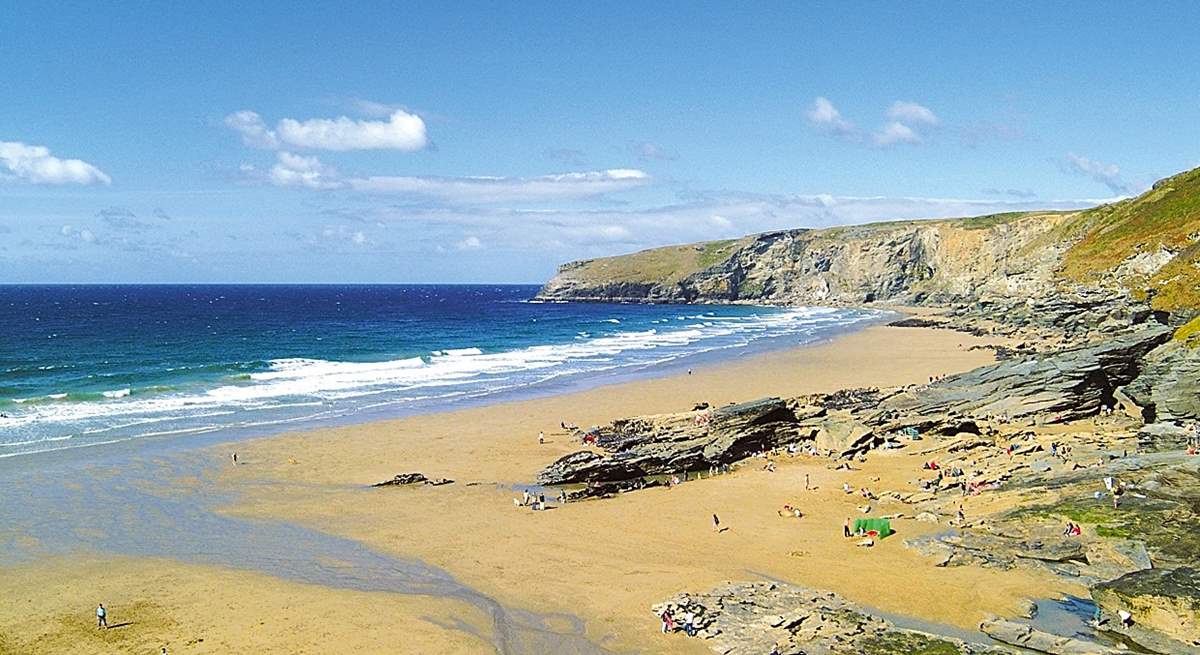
left=979, top=618, right=1127, bottom=654
left=538, top=398, right=809, bottom=485
left=813, top=414, right=877, bottom=458
left=1123, top=340, right=1200, bottom=423
left=372, top=473, right=453, bottom=487
left=653, top=580, right=1003, bottom=655
left=1092, top=567, right=1200, bottom=650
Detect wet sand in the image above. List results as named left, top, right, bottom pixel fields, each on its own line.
left=0, top=324, right=1079, bottom=654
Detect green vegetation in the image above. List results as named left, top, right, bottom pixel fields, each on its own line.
left=959, top=210, right=1040, bottom=230
left=696, top=239, right=738, bottom=268
left=859, top=631, right=964, bottom=655
left=1147, top=243, right=1200, bottom=313
left=1058, top=167, right=1200, bottom=312
left=1011, top=493, right=1200, bottom=564
left=562, top=238, right=748, bottom=286
left=1175, top=315, right=1200, bottom=347
left=736, top=278, right=764, bottom=298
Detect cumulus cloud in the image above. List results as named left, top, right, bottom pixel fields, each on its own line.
left=268, top=152, right=341, bottom=189
left=807, top=98, right=939, bottom=147
left=1062, top=153, right=1133, bottom=195
left=886, top=101, right=940, bottom=126
left=874, top=121, right=922, bottom=146
left=346, top=169, right=650, bottom=203
left=806, top=97, right=857, bottom=137
left=225, top=109, right=428, bottom=151
left=0, top=141, right=110, bottom=185
left=223, top=111, right=280, bottom=149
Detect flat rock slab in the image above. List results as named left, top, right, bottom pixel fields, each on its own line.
left=652, top=580, right=1010, bottom=655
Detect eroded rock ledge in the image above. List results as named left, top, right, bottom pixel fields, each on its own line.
left=652, top=580, right=1009, bottom=655
left=538, top=326, right=1171, bottom=486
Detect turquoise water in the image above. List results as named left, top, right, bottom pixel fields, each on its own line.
left=0, top=285, right=884, bottom=461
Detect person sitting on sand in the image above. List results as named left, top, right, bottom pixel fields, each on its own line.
left=843, top=482, right=852, bottom=494
left=96, top=603, right=107, bottom=629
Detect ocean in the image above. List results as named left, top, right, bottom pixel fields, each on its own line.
left=0, top=285, right=884, bottom=462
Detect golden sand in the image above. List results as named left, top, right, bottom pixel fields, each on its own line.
left=1, top=325, right=1079, bottom=654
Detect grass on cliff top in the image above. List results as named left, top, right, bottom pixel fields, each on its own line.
left=1175, top=315, right=1200, bottom=347
left=565, top=238, right=745, bottom=285
left=1057, top=167, right=1200, bottom=309
left=957, top=210, right=1073, bottom=231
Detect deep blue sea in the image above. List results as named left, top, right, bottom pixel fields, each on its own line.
left=0, top=285, right=884, bottom=461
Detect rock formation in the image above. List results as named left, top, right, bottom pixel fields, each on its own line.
left=652, top=580, right=1008, bottom=655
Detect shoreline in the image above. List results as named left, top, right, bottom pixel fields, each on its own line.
left=0, top=304, right=891, bottom=468
left=1, top=322, right=1072, bottom=655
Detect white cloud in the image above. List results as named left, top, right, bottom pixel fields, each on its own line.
left=268, top=152, right=341, bottom=189
left=277, top=110, right=426, bottom=151
left=708, top=214, right=733, bottom=229
left=1062, top=153, right=1133, bottom=195
left=874, top=121, right=922, bottom=146
left=455, top=235, right=483, bottom=251
left=223, top=111, right=280, bottom=149
left=806, top=97, right=856, bottom=137
left=225, top=109, right=428, bottom=151
left=0, top=141, right=110, bottom=185
left=60, top=224, right=97, bottom=243
left=346, top=169, right=650, bottom=203
left=886, top=101, right=940, bottom=126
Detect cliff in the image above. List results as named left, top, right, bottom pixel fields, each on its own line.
left=537, top=166, right=1200, bottom=322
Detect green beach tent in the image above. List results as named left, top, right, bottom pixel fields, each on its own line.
left=853, top=517, right=893, bottom=538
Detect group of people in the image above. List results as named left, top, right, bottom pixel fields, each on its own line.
left=659, top=607, right=700, bottom=636
left=515, top=489, right=552, bottom=511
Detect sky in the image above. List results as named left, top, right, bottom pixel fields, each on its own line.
left=2, top=2, right=1199, bottom=284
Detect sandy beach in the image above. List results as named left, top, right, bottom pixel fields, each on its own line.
left=0, top=324, right=1080, bottom=654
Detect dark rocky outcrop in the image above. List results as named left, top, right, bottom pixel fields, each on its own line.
left=539, top=398, right=814, bottom=485
left=1092, top=567, right=1200, bottom=653
left=539, top=329, right=1172, bottom=486
left=877, top=325, right=1172, bottom=423
left=1123, top=340, right=1200, bottom=424
left=372, top=473, right=454, bottom=487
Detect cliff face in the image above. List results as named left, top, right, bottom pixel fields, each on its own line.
left=538, top=211, right=1074, bottom=306
left=537, top=166, right=1200, bottom=321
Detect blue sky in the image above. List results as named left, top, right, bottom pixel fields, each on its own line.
left=2, top=2, right=1198, bottom=283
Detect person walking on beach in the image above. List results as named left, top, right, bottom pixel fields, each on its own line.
left=804, top=473, right=811, bottom=491
left=712, top=513, right=721, bottom=532
left=231, top=451, right=238, bottom=465
left=538, top=431, right=544, bottom=444
left=843, top=517, right=851, bottom=538
left=96, top=603, right=107, bottom=629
